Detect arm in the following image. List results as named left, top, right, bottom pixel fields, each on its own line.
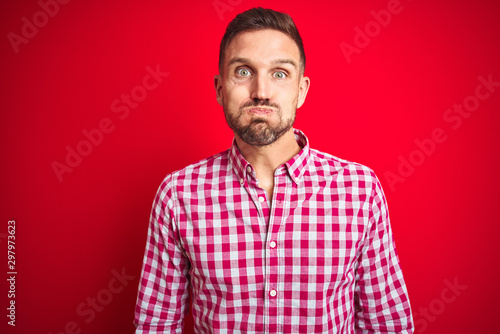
left=354, top=174, right=413, bottom=333
left=134, top=175, right=190, bottom=333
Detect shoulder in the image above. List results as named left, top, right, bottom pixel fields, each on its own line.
left=307, top=148, right=381, bottom=193
left=156, top=149, right=230, bottom=195
left=309, top=148, right=376, bottom=179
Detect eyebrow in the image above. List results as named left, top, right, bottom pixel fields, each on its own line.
left=227, top=57, right=298, bottom=69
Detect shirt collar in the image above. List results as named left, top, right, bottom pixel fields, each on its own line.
left=229, top=128, right=310, bottom=186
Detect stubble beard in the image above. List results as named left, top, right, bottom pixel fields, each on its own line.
left=224, top=101, right=296, bottom=147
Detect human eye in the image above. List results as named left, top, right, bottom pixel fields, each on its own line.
left=236, top=68, right=251, bottom=77
left=273, top=71, right=287, bottom=79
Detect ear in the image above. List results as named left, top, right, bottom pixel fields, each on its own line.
left=297, top=76, right=310, bottom=109
left=214, top=75, right=224, bottom=106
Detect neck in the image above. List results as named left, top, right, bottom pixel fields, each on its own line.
left=235, top=128, right=301, bottom=175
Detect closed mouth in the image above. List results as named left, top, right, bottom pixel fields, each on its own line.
left=246, top=107, right=275, bottom=115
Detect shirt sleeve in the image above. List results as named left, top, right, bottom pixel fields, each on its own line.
left=134, top=174, right=191, bottom=333
left=354, top=173, right=414, bottom=333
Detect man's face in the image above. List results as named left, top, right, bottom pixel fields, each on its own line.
left=215, top=29, right=310, bottom=146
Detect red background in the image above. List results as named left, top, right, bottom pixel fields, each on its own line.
left=2, top=0, right=500, bottom=333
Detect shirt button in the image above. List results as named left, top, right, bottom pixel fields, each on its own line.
left=239, top=178, right=244, bottom=185
left=270, top=241, right=277, bottom=248
left=258, top=196, right=265, bottom=203
left=246, top=166, right=252, bottom=173
left=270, top=289, right=277, bottom=297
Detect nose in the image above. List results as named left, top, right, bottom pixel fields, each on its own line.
left=250, top=73, right=271, bottom=100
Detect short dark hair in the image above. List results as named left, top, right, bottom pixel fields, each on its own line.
left=218, top=7, right=305, bottom=75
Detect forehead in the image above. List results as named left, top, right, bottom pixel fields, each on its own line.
left=224, top=29, right=300, bottom=68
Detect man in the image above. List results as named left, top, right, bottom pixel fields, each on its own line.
left=135, top=7, right=413, bottom=333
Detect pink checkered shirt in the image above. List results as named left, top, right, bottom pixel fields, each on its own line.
left=135, top=129, right=413, bottom=333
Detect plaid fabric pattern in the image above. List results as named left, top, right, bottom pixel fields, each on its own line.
left=135, top=129, right=413, bottom=333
